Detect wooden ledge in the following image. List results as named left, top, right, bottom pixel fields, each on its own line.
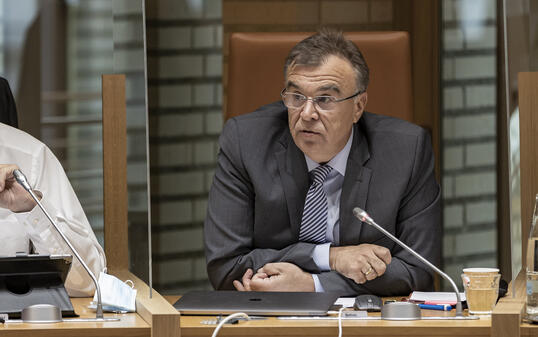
left=491, top=270, right=526, bottom=337
left=111, top=269, right=181, bottom=337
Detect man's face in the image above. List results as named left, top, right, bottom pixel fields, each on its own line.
left=286, top=55, right=367, bottom=163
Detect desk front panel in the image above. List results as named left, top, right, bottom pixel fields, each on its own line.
left=180, top=313, right=491, bottom=337
left=0, top=298, right=150, bottom=337
left=522, top=323, right=538, bottom=336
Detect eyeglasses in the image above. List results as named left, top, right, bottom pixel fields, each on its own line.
left=280, top=88, right=363, bottom=111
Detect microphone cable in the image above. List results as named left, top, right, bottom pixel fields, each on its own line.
left=337, top=306, right=346, bottom=337
left=211, top=312, right=249, bottom=337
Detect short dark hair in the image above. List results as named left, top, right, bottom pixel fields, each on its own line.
left=284, top=28, right=370, bottom=92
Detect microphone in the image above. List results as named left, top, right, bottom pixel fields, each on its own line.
left=353, top=207, right=464, bottom=318
left=13, top=169, right=31, bottom=191
left=13, top=169, right=116, bottom=322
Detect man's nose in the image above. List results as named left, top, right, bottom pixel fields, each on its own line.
left=300, top=100, right=319, bottom=120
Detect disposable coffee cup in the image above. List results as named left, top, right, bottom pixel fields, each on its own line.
left=461, top=272, right=500, bottom=315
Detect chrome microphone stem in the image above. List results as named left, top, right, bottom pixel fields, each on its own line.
left=14, top=170, right=103, bottom=319
left=353, top=208, right=463, bottom=317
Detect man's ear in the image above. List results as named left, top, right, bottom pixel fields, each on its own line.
left=353, top=92, right=368, bottom=123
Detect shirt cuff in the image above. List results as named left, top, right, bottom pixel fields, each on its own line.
left=12, top=190, right=44, bottom=225
left=312, top=274, right=325, bottom=292
left=312, top=242, right=331, bottom=271
left=15, top=195, right=64, bottom=255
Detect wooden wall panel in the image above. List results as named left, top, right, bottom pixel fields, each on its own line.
left=321, top=1, right=369, bottom=24
left=519, top=72, right=538, bottom=265
left=410, top=0, right=440, bottom=179
left=223, top=1, right=320, bottom=25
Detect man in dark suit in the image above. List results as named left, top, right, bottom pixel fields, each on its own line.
left=0, top=77, right=18, bottom=128
left=204, top=29, right=441, bottom=296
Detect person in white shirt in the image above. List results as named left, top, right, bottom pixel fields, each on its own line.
left=0, top=122, right=106, bottom=297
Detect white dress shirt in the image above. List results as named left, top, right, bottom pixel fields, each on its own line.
left=0, top=123, right=106, bottom=296
left=304, top=129, right=353, bottom=292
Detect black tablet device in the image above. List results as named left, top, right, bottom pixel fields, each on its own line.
left=0, top=254, right=75, bottom=318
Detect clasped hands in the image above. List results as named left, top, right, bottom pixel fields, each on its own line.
left=233, top=243, right=392, bottom=291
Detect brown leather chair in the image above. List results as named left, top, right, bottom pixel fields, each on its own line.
left=226, top=31, right=413, bottom=122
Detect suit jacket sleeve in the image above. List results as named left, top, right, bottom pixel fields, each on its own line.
left=319, top=127, right=441, bottom=296
left=205, top=118, right=322, bottom=290
left=0, top=77, right=18, bottom=128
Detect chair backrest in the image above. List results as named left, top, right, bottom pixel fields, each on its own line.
left=226, top=31, right=413, bottom=122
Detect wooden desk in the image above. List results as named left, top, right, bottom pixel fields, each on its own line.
left=521, top=323, right=538, bottom=336
left=180, top=314, right=490, bottom=337
left=168, top=296, right=491, bottom=337
left=0, top=297, right=150, bottom=337
left=492, top=271, right=526, bottom=337
left=0, top=270, right=181, bottom=337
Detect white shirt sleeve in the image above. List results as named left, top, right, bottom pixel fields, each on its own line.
left=311, top=274, right=325, bottom=292
left=312, top=242, right=331, bottom=271
left=11, top=141, right=106, bottom=297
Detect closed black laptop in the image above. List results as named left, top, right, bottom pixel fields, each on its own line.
left=174, top=290, right=339, bottom=316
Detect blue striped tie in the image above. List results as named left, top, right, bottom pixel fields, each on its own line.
left=299, top=165, right=333, bottom=243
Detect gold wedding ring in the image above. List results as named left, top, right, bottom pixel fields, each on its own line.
left=364, top=267, right=373, bottom=276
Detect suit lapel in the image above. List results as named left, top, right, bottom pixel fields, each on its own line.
left=339, top=123, right=372, bottom=245
left=275, top=132, right=309, bottom=239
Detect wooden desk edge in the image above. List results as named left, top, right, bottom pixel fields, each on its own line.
left=491, top=270, right=526, bottom=337
left=111, top=269, right=181, bottom=337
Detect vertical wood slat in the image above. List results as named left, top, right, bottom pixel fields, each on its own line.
left=114, top=269, right=181, bottom=337
left=519, top=72, right=538, bottom=268
left=102, top=74, right=129, bottom=271
left=394, top=0, right=440, bottom=181
left=492, top=269, right=525, bottom=337
left=410, top=0, right=440, bottom=181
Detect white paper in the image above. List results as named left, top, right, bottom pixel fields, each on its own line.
left=409, top=291, right=466, bottom=304
left=334, top=297, right=356, bottom=308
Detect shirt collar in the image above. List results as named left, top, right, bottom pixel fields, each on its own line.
left=304, top=127, right=354, bottom=176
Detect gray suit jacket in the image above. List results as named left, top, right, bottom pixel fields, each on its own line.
left=204, top=101, right=441, bottom=296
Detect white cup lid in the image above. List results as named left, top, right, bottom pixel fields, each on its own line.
left=462, top=267, right=499, bottom=273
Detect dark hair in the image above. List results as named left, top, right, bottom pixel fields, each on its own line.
left=284, top=28, right=370, bottom=92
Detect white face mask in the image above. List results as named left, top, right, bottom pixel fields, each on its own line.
left=91, top=272, right=137, bottom=312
